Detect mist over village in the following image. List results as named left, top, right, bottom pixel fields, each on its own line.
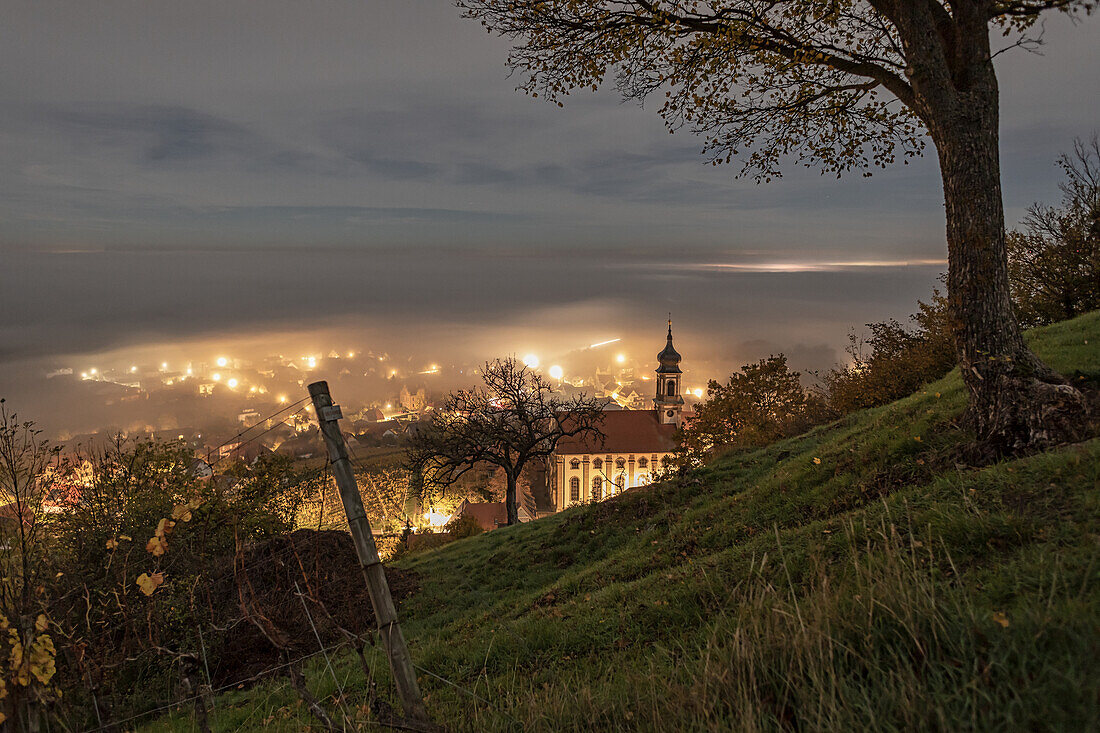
left=1, top=2, right=1097, bottom=731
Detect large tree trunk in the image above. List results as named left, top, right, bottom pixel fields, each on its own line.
left=927, top=50, right=1086, bottom=452
left=505, top=471, right=519, bottom=525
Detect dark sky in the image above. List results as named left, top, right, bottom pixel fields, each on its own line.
left=1, top=2, right=1097, bottom=384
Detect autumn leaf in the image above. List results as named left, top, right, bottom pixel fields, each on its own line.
left=34, top=614, right=48, bottom=633
left=187, top=496, right=203, bottom=510
left=813, top=457, right=821, bottom=465
left=136, top=572, right=165, bottom=596
left=146, top=535, right=167, bottom=556
left=28, top=635, right=56, bottom=685
left=171, top=503, right=192, bottom=522
left=155, top=518, right=175, bottom=537
left=992, top=611, right=1009, bottom=628
left=105, top=537, right=119, bottom=551
left=914, top=436, right=922, bottom=442
left=118, top=534, right=132, bottom=541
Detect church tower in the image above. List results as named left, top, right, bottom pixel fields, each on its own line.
left=653, top=318, right=684, bottom=426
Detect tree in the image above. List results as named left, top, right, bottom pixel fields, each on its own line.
left=0, top=402, right=62, bottom=729
left=458, top=0, right=1093, bottom=451
left=405, top=358, right=605, bottom=525
left=679, top=354, right=827, bottom=462
left=823, top=286, right=957, bottom=413
left=1007, top=135, right=1100, bottom=326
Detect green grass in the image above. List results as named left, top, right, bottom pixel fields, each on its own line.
left=142, top=312, right=1100, bottom=732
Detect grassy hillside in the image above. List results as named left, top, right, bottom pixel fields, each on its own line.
left=148, top=312, right=1100, bottom=732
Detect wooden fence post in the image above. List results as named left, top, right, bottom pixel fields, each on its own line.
left=308, top=381, right=432, bottom=726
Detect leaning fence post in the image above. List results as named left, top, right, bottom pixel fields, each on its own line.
left=308, top=380, right=432, bottom=725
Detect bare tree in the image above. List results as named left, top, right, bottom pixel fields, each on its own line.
left=456, top=0, right=1095, bottom=451
left=405, top=358, right=605, bottom=525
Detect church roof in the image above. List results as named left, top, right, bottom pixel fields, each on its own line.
left=556, top=409, right=678, bottom=455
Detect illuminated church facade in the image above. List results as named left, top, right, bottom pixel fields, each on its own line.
left=549, top=322, right=686, bottom=510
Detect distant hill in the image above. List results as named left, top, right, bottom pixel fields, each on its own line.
left=145, top=311, right=1100, bottom=732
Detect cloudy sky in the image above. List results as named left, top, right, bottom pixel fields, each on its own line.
left=1, top=2, right=1097, bottom=381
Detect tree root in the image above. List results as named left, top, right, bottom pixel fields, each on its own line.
left=973, top=370, right=1091, bottom=455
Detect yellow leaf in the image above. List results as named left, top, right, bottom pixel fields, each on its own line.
left=118, top=534, right=132, bottom=541
left=146, top=535, right=167, bottom=556
left=914, top=436, right=922, bottom=442
left=171, top=504, right=192, bottom=522
left=34, top=614, right=47, bottom=632
left=155, top=518, right=175, bottom=537
left=992, top=611, right=1009, bottom=628
left=28, top=635, right=56, bottom=685
left=105, top=537, right=119, bottom=551
left=812, top=457, right=821, bottom=465
left=136, top=572, right=165, bottom=596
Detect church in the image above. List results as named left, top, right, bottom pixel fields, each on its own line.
left=548, top=322, right=687, bottom=511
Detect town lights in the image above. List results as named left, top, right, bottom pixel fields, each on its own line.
left=216, top=357, right=228, bottom=367
left=278, top=395, right=287, bottom=403
left=212, top=373, right=221, bottom=381
left=616, top=354, right=626, bottom=363
left=693, top=388, right=704, bottom=397
left=522, top=354, right=539, bottom=368
left=227, top=378, right=239, bottom=389
left=130, top=365, right=137, bottom=373
left=549, top=365, right=564, bottom=380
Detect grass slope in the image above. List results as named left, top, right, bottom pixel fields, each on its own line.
left=148, top=312, right=1100, bottom=732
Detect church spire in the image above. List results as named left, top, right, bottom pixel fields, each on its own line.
left=654, top=317, right=684, bottom=425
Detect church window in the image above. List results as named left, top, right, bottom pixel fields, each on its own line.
left=666, top=380, right=676, bottom=396
left=592, top=477, right=602, bottom=500
left=569, top=458, right=580, bottom=469
left=638, top=457, right=648, bottom=468
left=615, top=457, right=626, bottom=469
left=592, top=458, right=603, bottom=470
left=569, top=477, right=580, bottom=502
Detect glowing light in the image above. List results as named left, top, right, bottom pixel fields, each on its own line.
left=549, top=365, right=564, bottom=380
left=347, top=351, right=355, bottom=358
left=385, top=403, right=392, bottom=410
left=424, top=510, right=450, bottom=528
left=390, top=370, right=397, bottom=377
left=80, top=372, right=88, bottom=379
left=130, top=365, right=137, bottom=373
left=249, top=386, right=257, bottom=393
left=186, top=367, right=193, bottom=375
left=616, top=353, right=626, bottom=364
left=589, top=338, right=621, bottom=349
left=227, top=378, right=239, bottom=389
left=278, top=395, right=287, bottom=403
left=523, top=354, right=539, bottom=368
left=89, top=368, right=97, bottom=375
left=693, top=388, right=703, bottom=397
left=307, top=357, right=317, bottom=368
left=216, top=357, right=228, bottom=367
left=161, top=362, right=168, bottom=370
left=212, top=373, right=221, bottom=381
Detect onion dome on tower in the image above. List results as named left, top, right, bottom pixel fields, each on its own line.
left=653, top=317, right=684, bottom=425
